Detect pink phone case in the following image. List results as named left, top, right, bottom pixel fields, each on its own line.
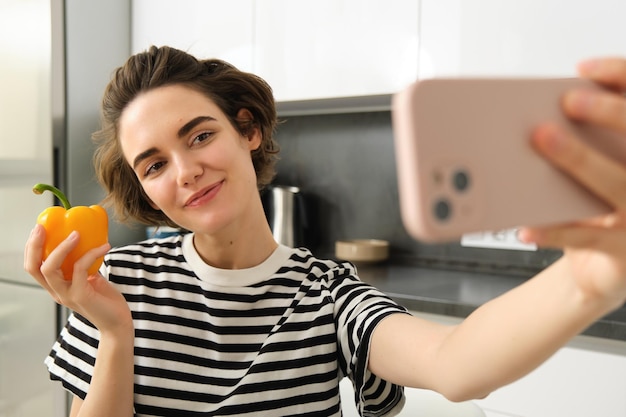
left=392, top=77, right=626, bottom=243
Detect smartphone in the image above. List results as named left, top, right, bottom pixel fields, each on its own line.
left=392, top=77, right=626, bottom=243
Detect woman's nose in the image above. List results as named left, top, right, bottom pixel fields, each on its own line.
left=173, top=154, right=203, bottom=186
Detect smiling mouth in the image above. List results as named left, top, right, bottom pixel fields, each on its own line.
left=185, top=181, right=223, bottom=207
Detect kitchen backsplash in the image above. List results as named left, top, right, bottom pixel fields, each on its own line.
left=272, top=111, right=561, bottom=277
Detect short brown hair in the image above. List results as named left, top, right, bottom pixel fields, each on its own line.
left=92, top=45, right=280, bottom=227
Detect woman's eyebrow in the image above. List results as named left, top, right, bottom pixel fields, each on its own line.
left=132, top=147, right=159, bottom=170
left=177, top=116, right=217, bottom=138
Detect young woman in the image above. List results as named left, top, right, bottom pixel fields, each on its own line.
left=24, top=46, right=626, bottom=417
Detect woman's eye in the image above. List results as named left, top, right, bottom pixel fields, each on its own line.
left=193, top=131, right=214, bottom=144
left=145, top=161, right=165, bottom=177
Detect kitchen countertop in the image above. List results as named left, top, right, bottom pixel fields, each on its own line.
left=355, top=263, right=626, bottom=342
left=3, top=251, right=626, bottom=341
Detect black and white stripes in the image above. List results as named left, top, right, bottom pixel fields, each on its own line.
left=45, top=233, right=408, bottom=416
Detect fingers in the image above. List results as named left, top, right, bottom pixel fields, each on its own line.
left=62, top=243, right=110, bottom=308
left=39, top=230, right=80, bottom=279
left=562, top=88, right=626, bottom=134
left=36, top=230, right=82, bottom=304
left=23, top=224, right=42, bottom=278
left=577, top=58, right=626, bottom=91
left=564, top=57, right=626, bottom=135
left=69, top=241, right=110, bottom=285
left=24, top=226, right=111, bottom=308
left=76, top=242, right=111, bottom=277
left=23, top=224, right=59, bottom=298
left=518, top=221, right=625, bottom=252
left=531, top=123, right=626, bottom=210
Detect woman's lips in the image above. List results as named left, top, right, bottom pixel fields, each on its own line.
left=185, top=181, right=223, bottom=207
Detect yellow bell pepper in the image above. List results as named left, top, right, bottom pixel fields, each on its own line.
left=33, top=183, right=108, bottom=280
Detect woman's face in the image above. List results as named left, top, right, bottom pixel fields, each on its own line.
left=118, top=84, right=262, bottom=235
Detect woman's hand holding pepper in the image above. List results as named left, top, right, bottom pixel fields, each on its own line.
left=25, top=225, right=135, bottom=417
left=520, top=57, right=626, bottom=310
left=24, top=224, right=132, bottom=335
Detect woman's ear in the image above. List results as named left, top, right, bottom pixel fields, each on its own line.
left=236, top=108, right=262, bottom=151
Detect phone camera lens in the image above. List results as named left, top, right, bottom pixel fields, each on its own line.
left=452, top=169, right=470, bottom=192
left=433, top=198, right=451, bottom=222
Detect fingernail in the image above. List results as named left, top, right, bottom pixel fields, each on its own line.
left=516, top=228, right=531, bottom=243
left=533, top=124, right=566, bottom=154
left=517, top=228, right=541, bottom=244
left=577, top=59, right=600, bottom=75
left=563, top=90, right=594, bottom=118
left=68, top=230, right=79, bottom=240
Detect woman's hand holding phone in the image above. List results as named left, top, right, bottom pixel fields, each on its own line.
left=520, top=57, right=626, bottom=309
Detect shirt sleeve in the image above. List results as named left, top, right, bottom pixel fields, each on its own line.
left=44, top=311, right=100, bottom=400
left=44, top=261, right=108, bottom=400
left=330, top=262, right=411, bottom=417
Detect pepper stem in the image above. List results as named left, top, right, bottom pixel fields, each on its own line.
left=32, top=183, right=72, bottom=209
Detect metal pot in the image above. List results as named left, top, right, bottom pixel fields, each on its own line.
left=262, top=185, right=308, bottom=248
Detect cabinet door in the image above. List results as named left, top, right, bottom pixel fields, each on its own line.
left=131, top=0, right=255, bottom=71
left=411, top=311, right=626, bottom=417
left=254, top=0, right=419, bottom=101
left=474, top=341, right=626, bottom=417
left=419, top=0, right=626, bottom=77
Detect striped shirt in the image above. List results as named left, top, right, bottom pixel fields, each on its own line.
left=45, top=233, right=409, bottom=416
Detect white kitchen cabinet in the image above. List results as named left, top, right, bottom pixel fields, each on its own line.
left=419, top=0, right=626, bottom=78
left=253, top=0, right=419, bottom=101
left=475, top=338, right=626, bottom=417
left=409, top=311, right=626, bottom=417
left=131, top=0, right=626, bottom=105
left=131, top=0, right=419, bottom=105
left=131, top=0, right=255, bottom=72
